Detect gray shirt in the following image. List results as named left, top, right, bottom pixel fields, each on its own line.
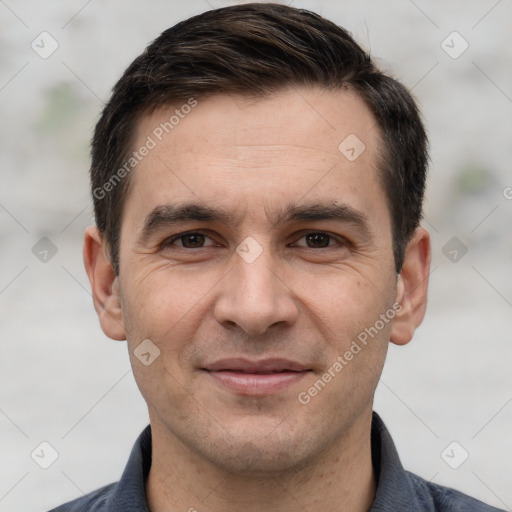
left=48, top=412, right=505, bottom=511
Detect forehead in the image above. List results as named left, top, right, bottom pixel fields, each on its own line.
left=124, top=87, right=386, bottom=227
left=135, top=87, right=378, bottom=161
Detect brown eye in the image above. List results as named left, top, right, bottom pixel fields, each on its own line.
left=294, top=232, right=341, bottom=249
left=164, top=232, right=216, bottom=249
left=180, top=233, right=205, bottom=248
left=305, top=233, right=331, bottom=248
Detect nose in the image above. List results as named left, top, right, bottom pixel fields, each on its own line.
left=213, top=247, right=299, bottom=336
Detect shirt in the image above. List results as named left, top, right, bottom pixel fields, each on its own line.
left=48, top=412, right=505, bottom=511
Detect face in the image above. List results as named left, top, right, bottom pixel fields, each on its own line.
left=85, top=86, right=429, bottom=474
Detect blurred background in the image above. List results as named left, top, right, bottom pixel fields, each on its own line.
left=0, top=1, right=511, bottom=510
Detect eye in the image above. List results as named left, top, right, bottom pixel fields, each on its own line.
left=161, top=230, right=346, bottom=251
left=293, top=232, right=344, bottom=249
left=163, top=231, right=217, bottom=249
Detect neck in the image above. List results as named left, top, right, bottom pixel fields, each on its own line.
left=146, top=410, right=376, bottom=512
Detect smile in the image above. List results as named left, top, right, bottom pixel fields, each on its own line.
left=202, top=358, right=312, bottom=395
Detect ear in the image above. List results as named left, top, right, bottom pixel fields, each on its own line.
left=390, top=227, right=431, bottom=346
left=83, top=226, right=126, bottom=341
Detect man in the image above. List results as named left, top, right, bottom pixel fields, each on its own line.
left=49, top=3, right=504, bottom=511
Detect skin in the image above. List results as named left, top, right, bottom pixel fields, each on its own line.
left=84, top=86, right=431, bottom=512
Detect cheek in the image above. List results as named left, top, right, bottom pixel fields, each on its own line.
left=120, top=268, right=206, bottom=414
left=295, top=269, right=394, bottom=401
left=120, top=263, right=225, bottom=373
left=297, top=275, right=393, bottom=413
left=292, top=266, right=395, bottom=348
left=122, top=264, right=207, bottom=333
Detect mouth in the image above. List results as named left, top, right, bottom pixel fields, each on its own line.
left=201, top=358, right=312, bottom=395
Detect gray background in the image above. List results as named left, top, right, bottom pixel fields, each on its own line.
left=0, top=0, right=511, bottom=511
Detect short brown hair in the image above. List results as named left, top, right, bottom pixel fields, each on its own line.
left=91, top=2, right=428, bottom=274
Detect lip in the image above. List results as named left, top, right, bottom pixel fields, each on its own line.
left=202, top=358, right=312, bottom=396
left=203, top=357, right=310, bottom=373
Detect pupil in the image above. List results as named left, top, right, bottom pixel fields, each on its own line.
left=183, top=234, right=204, bottom=248
left=307, top=233, right=329, bottom=248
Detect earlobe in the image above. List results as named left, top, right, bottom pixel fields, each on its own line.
left=83, top=226, right=126, bottom=341
left=390, top=227, right=431, bottom=346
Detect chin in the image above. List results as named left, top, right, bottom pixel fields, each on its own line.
left=212, top=441, right=309, bottom=475
left=199, top=422, right=321, bottom=476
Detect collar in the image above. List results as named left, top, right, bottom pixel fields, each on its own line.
left=107, top=412, right=420, bottom=511
left=369, top=412, right=424, bottom=511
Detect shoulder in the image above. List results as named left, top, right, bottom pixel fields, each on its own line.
left=406, top=471, right=506, bottom=512
left=46, top=483, right=116, bottom=512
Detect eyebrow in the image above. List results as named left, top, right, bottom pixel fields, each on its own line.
left=137, top=201, right=372, bottom=244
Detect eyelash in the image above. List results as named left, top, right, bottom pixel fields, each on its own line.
left=161, top=231, right=347, bottom=250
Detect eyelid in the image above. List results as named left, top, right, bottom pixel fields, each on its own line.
left=291, top=230, right=347, bottom=248
left=162, top=229, right=347, bottom=249
left=162, top=230, right=218, bottom=248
